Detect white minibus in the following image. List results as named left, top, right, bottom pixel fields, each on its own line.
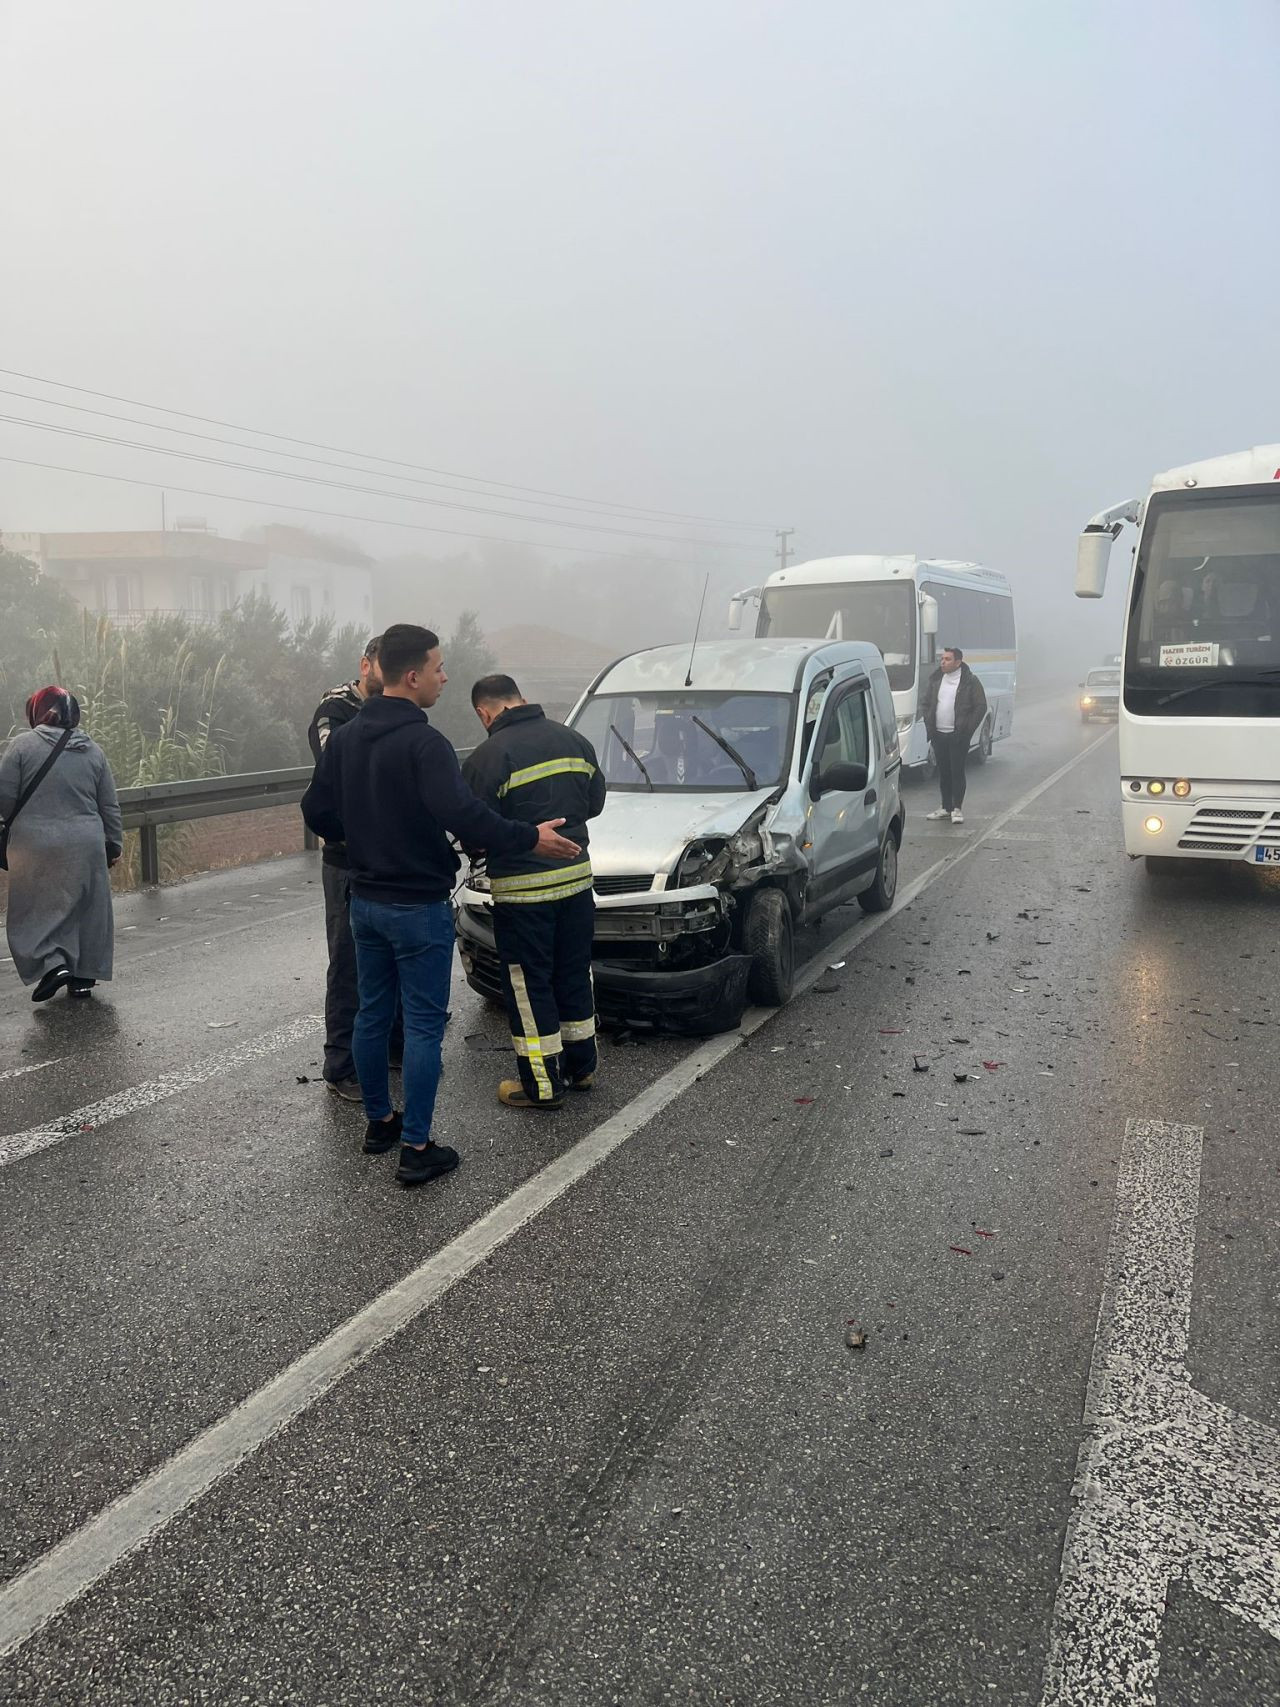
left=1077, top=442, right=1280, bottom=868
left=731, top=554, right=1015, bottom=774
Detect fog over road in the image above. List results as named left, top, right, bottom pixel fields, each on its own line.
left=1, top=690, right=1277, bottom=1705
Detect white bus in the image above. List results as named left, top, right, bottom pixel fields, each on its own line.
left=730, top=555, right=1016, bottom=774
left=1076, top=442, right=1280, bottom=869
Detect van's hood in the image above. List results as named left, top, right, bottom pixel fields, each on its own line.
left=589, top=788, right=775, bottom=878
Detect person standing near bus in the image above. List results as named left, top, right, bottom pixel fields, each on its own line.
left=922, top=646, right=987, bottom=825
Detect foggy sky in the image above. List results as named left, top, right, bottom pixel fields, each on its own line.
left=3, top=0, right=1278, bottom=660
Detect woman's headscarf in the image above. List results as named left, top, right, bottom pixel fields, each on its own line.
left=25, top=686, right=81, bottom=730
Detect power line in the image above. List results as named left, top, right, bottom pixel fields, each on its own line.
left=0, top=453, right=746, bottom=568
left=0, top=365, right=774, bottom=532
left=0, top=386, right=747, bottom=532
left=0, top=412, right=753, bottom=549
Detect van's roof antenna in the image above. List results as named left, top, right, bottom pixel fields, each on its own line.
left=685, top=572, right=711, bottom=687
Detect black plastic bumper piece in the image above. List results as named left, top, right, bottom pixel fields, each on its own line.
left=455, top=905, right=750, bottom=1036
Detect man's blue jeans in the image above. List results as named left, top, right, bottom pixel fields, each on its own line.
left=349, top=895, right=453, bottom=1147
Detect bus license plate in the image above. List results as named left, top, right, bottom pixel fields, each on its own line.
left=1253, top=846, right=1280, bottom=864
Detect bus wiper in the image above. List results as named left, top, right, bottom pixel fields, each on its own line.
left=692, top=716, right=759, bottom=790
left=1156, top=671, right=1280, bottom=707
left=610, top=723, right=654, bottom=791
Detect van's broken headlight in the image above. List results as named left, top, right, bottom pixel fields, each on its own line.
left=675, top=827, right=765, bottom=889
left=674, top=838, right=732, bottom=888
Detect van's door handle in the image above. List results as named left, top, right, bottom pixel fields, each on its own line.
left=865, top=789, right=877, bottom=806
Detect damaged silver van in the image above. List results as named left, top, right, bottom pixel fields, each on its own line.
left=455, top=638, right=904, bottom=1034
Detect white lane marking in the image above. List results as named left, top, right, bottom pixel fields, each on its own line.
left=1040, top=1120, right=1280, bottom=1706
left=0, top=1016, right=321, bottom=1171
left=0, top=728, right=1114, bottom=1656
left=0, top=1057, right=66, bottom=1084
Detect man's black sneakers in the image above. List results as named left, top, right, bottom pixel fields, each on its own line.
left=363, top=1111, right=403, bottom=1155
left=396, top=1141, right=461, bottom=1186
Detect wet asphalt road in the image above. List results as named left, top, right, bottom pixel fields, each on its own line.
left=0, top=693, right=1277, bottom=1705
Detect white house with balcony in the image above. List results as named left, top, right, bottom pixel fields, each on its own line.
left=4, top=521, right=374, bottom=636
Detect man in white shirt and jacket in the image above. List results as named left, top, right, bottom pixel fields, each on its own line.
left=921, top=646, right=988, bottom=825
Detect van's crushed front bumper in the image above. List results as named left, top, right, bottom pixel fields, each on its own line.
left=454, top=882, right=751, bottom=1035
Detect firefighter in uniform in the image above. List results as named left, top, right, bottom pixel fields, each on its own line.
left=462, top=675, right=606, bottom=1108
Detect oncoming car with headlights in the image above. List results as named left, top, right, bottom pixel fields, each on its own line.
left=1079, top=666, right=1120, bottom=722
left=455, top=639, right=905, bottom=1034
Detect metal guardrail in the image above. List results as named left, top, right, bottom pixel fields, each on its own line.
left=118, top=766, right=315, bottom=885
left=117, top=746, right=478, bottom=885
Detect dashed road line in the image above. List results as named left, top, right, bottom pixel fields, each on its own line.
left=0, top=1015, right=320, bottom=1171
left=1040, top=1118, right=1280, bottom=1705
left=0, top=728, right=1116, bottom=1659
left=0, top=1057, right=66, bottom=1084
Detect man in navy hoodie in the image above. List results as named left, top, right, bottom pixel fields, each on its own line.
left=302, top=624, right=581, bottom=1186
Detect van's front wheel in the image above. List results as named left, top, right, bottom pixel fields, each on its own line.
left=744, top=888, right=794, bottom=1007
left=859, top=830, right=900, bottom=914
left=971, top=719, right=994, bottom=764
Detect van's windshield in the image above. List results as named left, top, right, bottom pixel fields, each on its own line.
left=757, top=582, right=916, bottom=689
left=572, top=691, right=792, bottom=791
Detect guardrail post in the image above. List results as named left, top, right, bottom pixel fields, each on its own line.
left=139, top=825, right=160, bottom=886
left=303, top=827, right=320, bottom=852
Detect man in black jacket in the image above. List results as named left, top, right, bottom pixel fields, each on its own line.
left=462, top=676, right=606, bottom=1110
left=921, top=646, right=988, bottom=825
left=306, top=635, right=402, bottom=1099
left=302, top=626, right=580, bottom=1186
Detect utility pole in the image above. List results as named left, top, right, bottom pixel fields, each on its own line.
left=161, top=492, right=167, bottom=533
left=775, top=528, right=795, bottom=572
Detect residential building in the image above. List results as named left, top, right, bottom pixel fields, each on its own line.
left=5, top=522, right=374, bottom=634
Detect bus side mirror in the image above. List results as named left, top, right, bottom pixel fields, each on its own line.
left=727, top=598, right=743, bottom=631
left=920, top=594, right=938, bottom=637
left=1076, top=529, right=1113, bottom=599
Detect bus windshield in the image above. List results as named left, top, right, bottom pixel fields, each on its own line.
left=758, top=582, right=916, bottom=690
left=1126, top=488, right=1280, bottom=717
left=572, top=691, right=793, bottom=791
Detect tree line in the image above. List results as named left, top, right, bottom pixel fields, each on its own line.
left=0, top=545, right=495, bottom=787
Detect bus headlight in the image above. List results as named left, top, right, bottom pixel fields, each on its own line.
left=1173, top=779, right=1191, bottom=798
left=1144, top=815, right=1164, bottom=835
left=1147, top=780, right=1165, bottom=796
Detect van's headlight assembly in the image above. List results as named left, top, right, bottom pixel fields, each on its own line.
left=674, top=838, right=732, bottom=889
left=1081, top=695, right=1095, bottom=707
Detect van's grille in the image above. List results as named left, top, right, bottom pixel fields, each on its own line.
left=593, top=873, right=657, bottom=896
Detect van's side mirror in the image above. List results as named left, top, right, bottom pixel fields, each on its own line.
left=1076, top=529, right=1113, bottom=599
left=727, top=598, right=743, bottom=632
left=810, top=761, right=868, bottom=801
left=920, top=593, right=938, bottom=637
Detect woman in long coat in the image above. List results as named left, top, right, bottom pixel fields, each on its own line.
left=0, top=686, right=123, bottom=1001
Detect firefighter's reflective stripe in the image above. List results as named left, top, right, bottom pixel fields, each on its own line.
left=497, top=757, right=597, bottom=800
left=512, top=1031, right=564, bottom=1058
left=495, top=878, right=593, bottom=905
left=490, top=860, right=593, bottom=903
left=561, top=1016, right=596, bottom=1042
left=507, top=965, right=556, bottom=1101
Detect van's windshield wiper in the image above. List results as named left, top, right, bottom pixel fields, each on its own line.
left=691, top=716, right=759, bottom=790
left=1156, top=669, right=1280, bottom=708
left=610, top=723, right=654, bottom=791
